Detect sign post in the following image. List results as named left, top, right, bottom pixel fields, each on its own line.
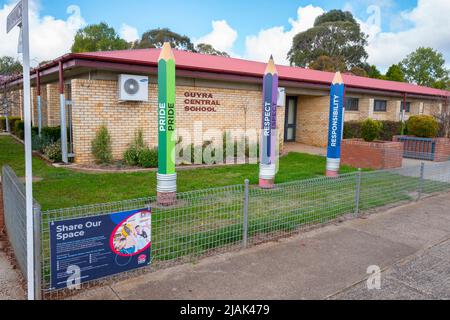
left=259, top=56, right=278, bottom=189
left=7, top=0, right=35, bottom=300
left=157, top=43, right=177, bottom=206
left=326, top=72, right=345, bottom=177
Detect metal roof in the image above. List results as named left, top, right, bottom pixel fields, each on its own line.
left=4, top=48, right=450, bottom=99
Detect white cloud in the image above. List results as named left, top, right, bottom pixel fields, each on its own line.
left=363, top=0, right=450, bottom=71
left=194, top=20, right=238, bottom=54
left=244, top=5, right=325, bottom=65
left=120, top=23, right=139, bottom=42
left=0, top=1, right=85, bottom=66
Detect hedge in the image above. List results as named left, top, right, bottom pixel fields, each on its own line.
left=0, top=116, right=22, bottom=132
left=344, top=120, right=404, bottom=141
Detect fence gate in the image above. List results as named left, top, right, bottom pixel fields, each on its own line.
left=396, top=136, right=436, bottom=161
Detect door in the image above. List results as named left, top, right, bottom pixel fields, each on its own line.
left=284, top=96, right=297, bottom=142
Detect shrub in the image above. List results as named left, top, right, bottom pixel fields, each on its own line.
left=344, top=120, right=403, bottom=141
left=343, top=121, right=362, bottom=139
left=124, top=129, right=146, bottom=166
left=137, top=147, right=158, bottom=168
left=41, top=126, right=62, bottom=142
left=13, top=120, right=25, bottom=139
left=91, top=125, right=113, bottom=164
left=32, top=134, right=47, bottom=152
left=406, top=115, right=439, bottom=138
left=361, top=118, right=382, bottom=142
left=44, top=140, right=62, bottom=162
left=0, top=116, right=21, bottom=132
left=378, top=121, right=403, bottom=141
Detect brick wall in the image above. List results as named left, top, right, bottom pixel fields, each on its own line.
left=295, top=95, right=329, bottom=147
left=46, top=83, right=60, bottom=127
left=342, top=139, right=403, bottom=170
left=71, top=79, right=286, bottom=164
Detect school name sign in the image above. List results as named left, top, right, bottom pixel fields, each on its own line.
left=184, top=91, right=220, bottom=113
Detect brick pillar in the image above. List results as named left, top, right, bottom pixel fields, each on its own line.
left=46, top=83, right=60, bottom=127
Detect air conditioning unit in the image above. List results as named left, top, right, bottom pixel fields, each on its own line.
left=118, top=74, right=149, bottom=102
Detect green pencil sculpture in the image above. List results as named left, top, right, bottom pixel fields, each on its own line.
left=157, top=42, right=177, bottom=206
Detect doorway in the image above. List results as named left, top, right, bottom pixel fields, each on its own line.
left=284, top=96, right=297, bottom=142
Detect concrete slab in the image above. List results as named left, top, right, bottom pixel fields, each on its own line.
left=110, top=225, right=415, bottom=300
left=346, top=203, right=450, bottom=249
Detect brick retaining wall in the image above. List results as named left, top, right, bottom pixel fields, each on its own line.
left=341, top=139, right=403, bottom=170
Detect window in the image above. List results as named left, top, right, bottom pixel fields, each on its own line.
left=345, top=97, right=359, bottom=111
left=374, top=100, right=387, bottom=112
left=401, top=101, right=411, bottom=113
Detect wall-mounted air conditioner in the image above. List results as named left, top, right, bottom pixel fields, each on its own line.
left=118, top=74, right=149, bottom=102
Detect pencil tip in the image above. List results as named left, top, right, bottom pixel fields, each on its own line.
left=265, top=55, right=277, bottom=75
left=159, top=42, right=175, bottom=61
left=332, top=72, right=344, bottom=85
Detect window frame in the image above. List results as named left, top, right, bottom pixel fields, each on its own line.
left=374, top=99, right=388, bottom=112
left=345, top=97, right=359, bottom=111
left=401, top=101, right=411, bottom=113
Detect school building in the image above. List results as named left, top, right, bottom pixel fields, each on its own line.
left=3, top=48, right=449, bottom=164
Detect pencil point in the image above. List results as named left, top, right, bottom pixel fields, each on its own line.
left=265, top=55, right=277, bottom=75
left=332, top=72, right=344, bottom=85
left=159, top=42, right=175, bottom=61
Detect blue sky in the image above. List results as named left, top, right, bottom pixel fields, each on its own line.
left=1, top=0, right=449, bottom=71
left=34, top=0, right=417, bottom=54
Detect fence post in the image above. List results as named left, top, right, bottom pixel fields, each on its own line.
left=243, top=179, right=249, bottom=248
left=418, top=162, right=425, bottom=201
left=33, top=204, right=42, bottom=300
left=354, top=169, right=362, bottom=217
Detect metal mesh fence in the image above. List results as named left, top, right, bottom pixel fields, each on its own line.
left=2, top=160, right=450, bottom=300
left=40, top=184, right=245, bottom=299
left=1, top=165, right=40, bottom=279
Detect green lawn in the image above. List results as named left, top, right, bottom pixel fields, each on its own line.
left=0, top=135, right=357, bottom=210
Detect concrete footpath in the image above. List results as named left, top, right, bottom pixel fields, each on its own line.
left=68, top=192, right=450, bottom=300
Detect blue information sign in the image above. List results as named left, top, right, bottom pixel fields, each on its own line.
left=49, top=208, right=152, bottom=290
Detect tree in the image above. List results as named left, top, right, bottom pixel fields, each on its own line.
left=0, top=56, right=22, bottom=76
left=309, top=55, right=346, bottom=72
left=350, top=66, right=368, bottom=77
left=385, top=64, right=405, bottom=82
left=195, top=43, right=229, bottom=57
left=288, top=10, right=368, bottom=70
left=400, top=47, right=449, bottom=87
left=71, top=22, right=129, bottom=53
left=134, top=28, right=194, bottom=51
left=364, top=64, right=382, bottom=79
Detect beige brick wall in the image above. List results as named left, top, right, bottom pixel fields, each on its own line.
left=46, top=83, right=60, bottom=127
left=295, top=95, right=330, bottom=147
left=71, top=79, right=285, bottom=164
